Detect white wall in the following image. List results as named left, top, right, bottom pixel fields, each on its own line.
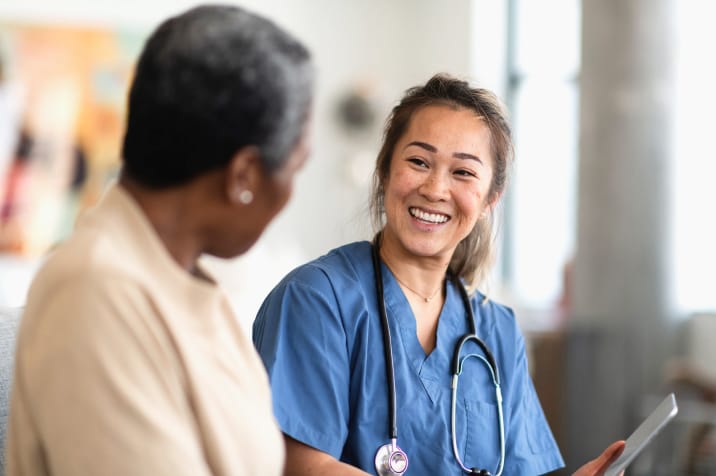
left=0, top=0, right=506, bottom=328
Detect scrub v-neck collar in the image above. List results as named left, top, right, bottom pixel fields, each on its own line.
left=381, top=263, right=471, bottom=401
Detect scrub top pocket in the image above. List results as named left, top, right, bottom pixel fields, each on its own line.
left=462, top=398, right=501, bottom=472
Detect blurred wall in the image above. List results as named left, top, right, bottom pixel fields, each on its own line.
left=0, top=0, right=505, bottom=324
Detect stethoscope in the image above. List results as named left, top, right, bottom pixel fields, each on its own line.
left=371, top=243, right=505, bottom=476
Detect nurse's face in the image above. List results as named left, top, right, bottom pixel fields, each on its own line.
left=381, top=105, right=495, bottom=264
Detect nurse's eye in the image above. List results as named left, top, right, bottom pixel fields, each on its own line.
left=454, top=168, right=477, bottom=178
left=407, top=157, right=429, bottom=168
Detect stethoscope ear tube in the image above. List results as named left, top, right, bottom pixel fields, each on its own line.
left=451, top=334, right=500, bottom=386
left=450, top=334, right=505, bottom=475
left=451, top=274, right=500, bottom=385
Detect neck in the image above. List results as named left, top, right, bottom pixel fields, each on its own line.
left=377, top=233, right=450, bottom=303
left=390, top=266, right=444, bottom=303
left=119, top=174, right=204, bottom=272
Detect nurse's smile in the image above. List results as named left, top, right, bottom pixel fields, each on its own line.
left=408, top=207, right=450, bottom=225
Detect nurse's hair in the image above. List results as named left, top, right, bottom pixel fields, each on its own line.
left=370, top=73, right=513, bottom=290
left=122, top=4, right=314, bottom=188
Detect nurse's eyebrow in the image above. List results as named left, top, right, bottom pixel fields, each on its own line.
left=453, top=152, right=482, bottom=164
left=405, top=141, right=482, bottom=164
left=406, top=141, right=437, bottom=153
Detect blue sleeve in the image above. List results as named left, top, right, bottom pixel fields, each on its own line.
left=252, top=268, right=350, bottom=458
left=502, top=321, right=565, bottom=474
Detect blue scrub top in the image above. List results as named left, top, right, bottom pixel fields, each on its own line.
left=253, top=241, right=564, bottom=475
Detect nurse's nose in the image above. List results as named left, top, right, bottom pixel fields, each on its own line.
left=418, top=171, right=450, bottom=202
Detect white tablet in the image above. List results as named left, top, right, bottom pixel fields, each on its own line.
left=604, top=393, right=678, bottom=476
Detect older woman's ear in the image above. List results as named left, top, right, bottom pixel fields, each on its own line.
left=225, top=146, right=261, bottom=206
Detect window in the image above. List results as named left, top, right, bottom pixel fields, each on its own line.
left=673, top=3, right=716, bottom=312
left=504, top=0, right=581, bottom=312
left=504, top=1, right=716, bottom=315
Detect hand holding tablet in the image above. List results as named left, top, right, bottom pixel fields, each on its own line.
left=573, top=393, right=678, bottom=476
left=573, top=440, right=626, bottom=476
left=603, top=393, right=678, bottom=476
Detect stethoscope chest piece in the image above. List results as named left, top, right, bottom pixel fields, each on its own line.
left=375, top=440, right=409, bottom=476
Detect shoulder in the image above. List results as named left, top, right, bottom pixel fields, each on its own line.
left=21, top=268, right=150, bottom=351
left=470, top=290, right=521, bottom=340
left=272, top=241, right=373, bottom=297
left=23, top=238, right=147, bottom=338
left=30, top=210, right=147, bottom=303
left=254, top=241, right=375, bottom=341
left=21, top=209, right=170, bottom=353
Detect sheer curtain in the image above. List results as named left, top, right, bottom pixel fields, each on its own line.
left=672, top=2, right=716, bottom=313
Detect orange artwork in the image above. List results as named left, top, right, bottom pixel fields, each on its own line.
left=0, top=23, right=144, bottom=257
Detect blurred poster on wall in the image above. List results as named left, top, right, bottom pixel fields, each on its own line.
left=0, top=22, right=144, bottom=257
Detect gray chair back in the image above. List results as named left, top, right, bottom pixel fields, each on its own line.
left=0, top=307, right=21, bottom=476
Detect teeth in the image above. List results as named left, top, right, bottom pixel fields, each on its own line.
left=410, top=207, right=449, bottom=224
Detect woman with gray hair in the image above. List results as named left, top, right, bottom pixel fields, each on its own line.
left=6, top=5, right=313, bottom=475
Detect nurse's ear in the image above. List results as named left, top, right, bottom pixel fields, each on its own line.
left=480, top=191, right=502, bottom=220
left=225, top=146, right=262, bottom=207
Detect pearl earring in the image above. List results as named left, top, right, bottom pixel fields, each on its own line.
left=238, top=190, right=253, bottom=205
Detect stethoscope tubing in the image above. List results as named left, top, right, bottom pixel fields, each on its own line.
left=371, top=242, right=399, bottom=441
left=371, top=241, right=505, bottom=475
left=450, top=345, right=505, bottom=476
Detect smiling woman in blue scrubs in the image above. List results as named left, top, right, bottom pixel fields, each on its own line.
left=253, top=74, right=624, bottom=476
